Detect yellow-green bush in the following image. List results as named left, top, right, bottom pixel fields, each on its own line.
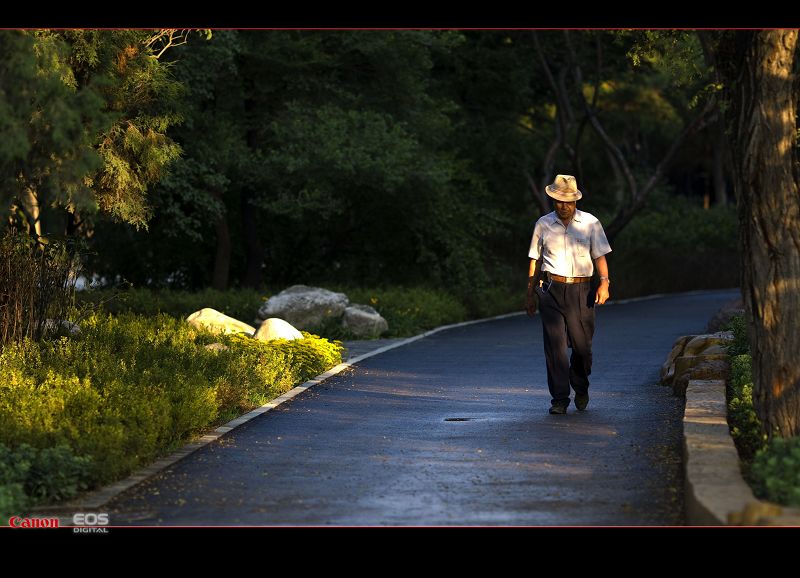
left=727, top=353, right=766, bottom=464
left=0, top=312, right=343, bottom=516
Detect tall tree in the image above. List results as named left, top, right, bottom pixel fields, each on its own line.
left=0, top=31, right=105, bottom=238
left=702, top=30, right=800, bottom=438
left=0, top=30, right=183, bottom=240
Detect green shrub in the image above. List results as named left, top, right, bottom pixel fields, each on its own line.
left=724, top=314, right=749, bottom=356
left=0, top=443, right=92, bottom=521
left=0, top=312, right=342, bottom=507
left=726, top=354, right=766, bottom=463
left=613, top=194, right=737, bottom=252
left=609, top=195, right=739, bottom=299
left=0, top=483, right=27, bottom=523
left=456, top=284, right=522, bottom=320
left=751, top=437, right=800, bottom=507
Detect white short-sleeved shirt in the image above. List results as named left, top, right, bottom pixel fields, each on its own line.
left=528, top=209, right=612, bottom=278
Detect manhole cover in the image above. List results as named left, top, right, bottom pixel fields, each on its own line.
left=444, top=417, right=473, bottom=422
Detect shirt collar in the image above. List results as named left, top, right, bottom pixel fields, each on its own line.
left=550, top=208, right=583, bottom=224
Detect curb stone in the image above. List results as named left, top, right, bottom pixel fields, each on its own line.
left=683, top=380, right=800, bottom=525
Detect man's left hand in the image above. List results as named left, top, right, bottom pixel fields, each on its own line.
left=595, top=283, right=610, bottom=305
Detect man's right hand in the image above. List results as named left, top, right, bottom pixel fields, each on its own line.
left=525, top=290, right=538, bottom=317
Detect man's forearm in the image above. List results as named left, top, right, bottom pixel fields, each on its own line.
left=594, top=255, right=610, bottom=281
left=528, top=259, right=542, bottom=290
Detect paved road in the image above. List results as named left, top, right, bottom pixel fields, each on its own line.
left=107, top=289, right=739, bottom=526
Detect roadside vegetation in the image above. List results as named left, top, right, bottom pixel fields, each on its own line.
left=725, top=314, right=800, bottom=507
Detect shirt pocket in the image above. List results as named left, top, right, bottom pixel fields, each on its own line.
left=571, top=235, right=589, bottom=258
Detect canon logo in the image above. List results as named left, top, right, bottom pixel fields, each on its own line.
left=8, top=516, right=60, bottom=528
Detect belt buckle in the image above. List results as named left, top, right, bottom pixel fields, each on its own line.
left=566, top=276, right=574, bottom=283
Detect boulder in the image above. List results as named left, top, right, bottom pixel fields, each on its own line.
left=342, top=304, right=389, bottom=338
left=186, top=308, right=256, bottom=336
left=683, top=331, right=734, bottom=356
left=253, top=318, right=304, bottom=342
left=672, top=354, right=730, bottom=396
left=661, top=331, right=734, bottom=388
left=660, top=335, right=697, bottom=384
left=257, top=285, right=349, bottom=330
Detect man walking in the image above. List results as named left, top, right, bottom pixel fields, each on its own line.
left=525, top=175, right=612, bottom=414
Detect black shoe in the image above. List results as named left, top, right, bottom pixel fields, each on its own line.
left=549, top=404, right=567, bottom=415
left=575, top=393, right=589, bottom=411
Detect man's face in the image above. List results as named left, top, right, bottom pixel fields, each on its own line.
left=555, top=200, right=576, bottom=221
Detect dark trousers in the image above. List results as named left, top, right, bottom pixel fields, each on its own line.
left=538, top=280, right=596, bottom=406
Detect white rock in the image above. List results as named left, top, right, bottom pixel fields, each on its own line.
left=253, top=318, right=304, bottom=341
left=186, top=308, right=256, bottom=336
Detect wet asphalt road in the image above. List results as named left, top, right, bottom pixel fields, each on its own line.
left=106, top=289, right=739, bottom=526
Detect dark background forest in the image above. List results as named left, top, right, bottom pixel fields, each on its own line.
left=0, top=30, right=739, bottom=300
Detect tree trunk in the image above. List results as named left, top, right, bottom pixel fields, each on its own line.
left=211, top=190, right=231, bottom=291
left=718, top=30, right=800, bottom=438
left=240, top=191, right=263, bottom=288
left=20, top=187, right=41, bottom=238
left=712, top=117, right=728, bottom=206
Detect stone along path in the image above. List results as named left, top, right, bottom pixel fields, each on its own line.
left=106, top=289, right=739, bottom=525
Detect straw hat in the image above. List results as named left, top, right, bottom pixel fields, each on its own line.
left=545, top=174, right=582, bottom=202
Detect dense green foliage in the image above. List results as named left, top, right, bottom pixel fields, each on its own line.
left=751, top=438, right=800, bottom=507
left=0, top=443, right=92, bottom=519
left=604, top=194, right=738, bottom=297
left=0, top=30, right=181, bottom=237
left=724, top=312, right=750, bottom=357
left=78, top=286, right=265, bottom=323
left=724, top=314, right=800, bottom=507
left=44, top=30, right=730, bottom=298
left=0, top=313, right=342, bottom=516
left=1, top=30, right=737, bottom=298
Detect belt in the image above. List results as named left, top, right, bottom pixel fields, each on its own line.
left=548, top=273, right=591, bottom=284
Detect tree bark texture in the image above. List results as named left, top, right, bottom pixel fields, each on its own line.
left=721, top=30, right=800, bottom=437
